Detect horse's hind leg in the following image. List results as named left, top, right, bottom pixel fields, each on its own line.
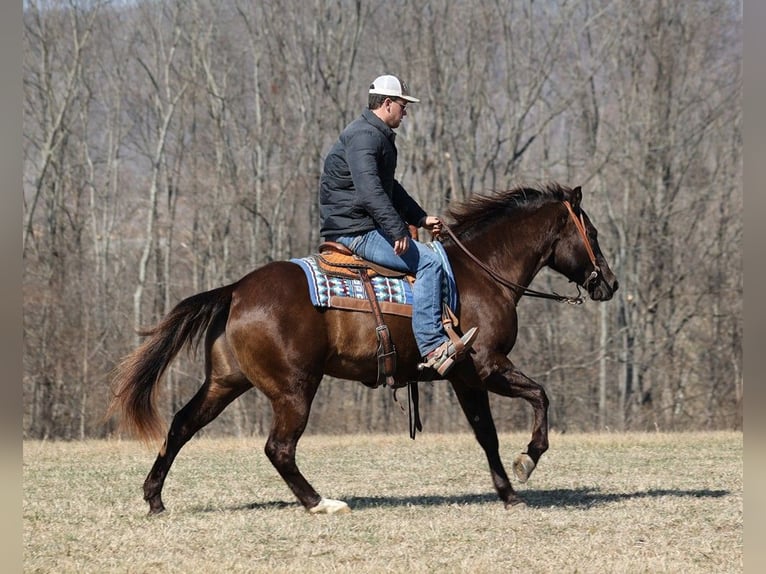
left=143, top=374, right=250, bottom=514
left=143, top=330, right=251, bottom=515
left=263, top=381, right=350, bottom=514
left=451, top=383, right=526, bottom=508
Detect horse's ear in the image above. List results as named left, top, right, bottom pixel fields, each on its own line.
left=571, top=186, right=582, bottom=209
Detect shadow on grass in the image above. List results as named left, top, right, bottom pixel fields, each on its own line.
left=345, top=487, right=731, bottom=510
left=207, top=487, right=730, bottom=513
left=509, top=487, right=731, bottom=509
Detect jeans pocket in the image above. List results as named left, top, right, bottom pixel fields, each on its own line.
left=335, top=234, right=365, bottom=254
left=347, top=234, right=366, bottom=253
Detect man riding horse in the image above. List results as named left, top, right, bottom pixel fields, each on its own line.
left=318, top=74, right=478, bottom=377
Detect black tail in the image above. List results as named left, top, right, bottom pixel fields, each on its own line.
left=106, top=284, right=234, bottom=444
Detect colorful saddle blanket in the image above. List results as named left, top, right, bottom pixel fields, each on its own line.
left=290, top=241, right=458, bottom=317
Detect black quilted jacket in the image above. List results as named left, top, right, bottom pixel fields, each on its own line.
left=319, top=108, right=426, bottom=242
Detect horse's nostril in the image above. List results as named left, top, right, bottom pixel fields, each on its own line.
left=613, top=279, right=620, bottom=292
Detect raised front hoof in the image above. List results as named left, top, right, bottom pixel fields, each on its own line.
left=512, top=453, right=536, bottom=484
left=308, top=498, right=351, bottom=515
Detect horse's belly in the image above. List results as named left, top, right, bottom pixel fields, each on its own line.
left=322, top=309, right=422, bottom=383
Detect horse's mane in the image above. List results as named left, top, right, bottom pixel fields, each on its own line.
left=445, top=182, right=570, bottom=240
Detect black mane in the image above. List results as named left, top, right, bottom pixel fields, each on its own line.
left=445, top=182, right=571, bottom=239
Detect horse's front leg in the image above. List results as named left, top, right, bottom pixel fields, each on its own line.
left=483, top=361, right=549, bottom=484
left=450, top=382, right=526, bottom=508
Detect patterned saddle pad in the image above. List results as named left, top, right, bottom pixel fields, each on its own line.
left=290, top=241, right=458, bottom=317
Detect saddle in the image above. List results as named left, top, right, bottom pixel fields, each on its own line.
left=316, top=241, right=414, bottom=282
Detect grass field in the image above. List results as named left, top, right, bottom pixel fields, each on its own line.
left=23, top=431, right=742, bottom=573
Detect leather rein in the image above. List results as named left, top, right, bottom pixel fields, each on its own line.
left=440, top=200, right=600, bottom=305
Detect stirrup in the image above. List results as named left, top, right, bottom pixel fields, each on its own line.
left=418, top=326, right=479, bottom=376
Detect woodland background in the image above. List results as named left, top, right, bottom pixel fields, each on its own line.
left=22, top=0, right=742, bottom=440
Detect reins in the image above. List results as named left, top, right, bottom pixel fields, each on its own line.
left=440, top=200, right=599, bottom=305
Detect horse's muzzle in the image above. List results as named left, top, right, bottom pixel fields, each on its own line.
left=588, top=275, right=618, bottom=301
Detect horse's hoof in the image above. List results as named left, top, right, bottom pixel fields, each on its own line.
left=147, top=505, right=166, bottom=516
left=512, top=453, right=536, bottom=484
left=505, top=498, right=528, bottom=510
left=308, top=498, right=351, bottom=515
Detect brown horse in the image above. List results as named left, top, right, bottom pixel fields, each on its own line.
left=108, top=183, right=618, bottom=515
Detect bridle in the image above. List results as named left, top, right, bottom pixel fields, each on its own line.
left=440, top=200, right=601, bottom=305
left=562, top=200, right=602, bottom=290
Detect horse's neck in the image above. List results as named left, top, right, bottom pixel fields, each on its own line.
left=456, top=210, right=559, bottom=290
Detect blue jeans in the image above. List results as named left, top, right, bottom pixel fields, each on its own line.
left=335, top=229, right=447, bottom=356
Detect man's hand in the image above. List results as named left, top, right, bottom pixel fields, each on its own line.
left=395, top=216, right=442, bottom=254
left=393, top=236, right=410, bottom=255
left=422, top=215, right=443, bottom=238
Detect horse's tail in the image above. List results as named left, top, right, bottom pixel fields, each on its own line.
left=106, top=284, right=235, bottom=445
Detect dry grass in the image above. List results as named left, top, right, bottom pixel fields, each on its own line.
left=23, top=431, right=742, bottom=573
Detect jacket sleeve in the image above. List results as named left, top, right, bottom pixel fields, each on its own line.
left=392, top=180, right=427, bottom=228
left=345, top=131, right=412, bottom=241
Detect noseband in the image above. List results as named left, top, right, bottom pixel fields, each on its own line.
left=562, top=200, right=601, bottom=289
